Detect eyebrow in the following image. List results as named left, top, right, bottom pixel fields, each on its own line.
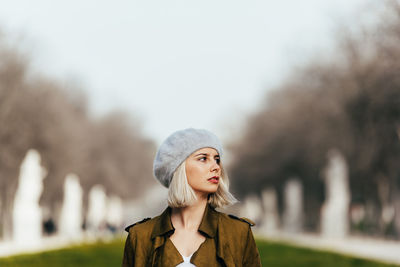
left=194, top=153, right=220, bottom=157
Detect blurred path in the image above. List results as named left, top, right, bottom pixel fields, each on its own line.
left=258, top=231, right=400, bottom=265
left=0, top=235, right=108, bottom=257
left=0, top=236, right=78, bottom=257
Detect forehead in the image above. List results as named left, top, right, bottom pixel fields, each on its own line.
left=191, top=147, right=219, bottom=156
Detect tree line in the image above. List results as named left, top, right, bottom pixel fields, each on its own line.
left=228, top=1, right=400, bottom=238
left=0, top=32, right=157, bottom=239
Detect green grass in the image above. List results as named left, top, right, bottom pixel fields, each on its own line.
left=0, top=238, right=125, bottom=267
left=256, top=239, right=400, bottom=267
left=0, top=237, right=398, bottom=266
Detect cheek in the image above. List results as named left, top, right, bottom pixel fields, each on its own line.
left=186, top=163, right=205, bottom=184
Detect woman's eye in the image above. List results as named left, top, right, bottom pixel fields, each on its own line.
left=199, top=157, right=207, bottom=161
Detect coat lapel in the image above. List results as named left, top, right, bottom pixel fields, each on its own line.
left=151, top=206, right=175, bottom=239
left=198, top=204, right=218, bottom=238
left=150, top=206, right=175, bottom=266
left=197, top=204, right=236, bottom=267
left=216, top=213, right=236, bottom=267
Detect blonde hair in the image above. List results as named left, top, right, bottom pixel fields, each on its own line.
left=167, top=160, right=237, bottom=208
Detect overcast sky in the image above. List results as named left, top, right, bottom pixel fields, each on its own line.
left=0, top=0, right=365, bottom=144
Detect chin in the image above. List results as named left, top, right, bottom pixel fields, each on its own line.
left=194, top=186, right=219, bottom=195
left=203, top=186, right=219, bottom=194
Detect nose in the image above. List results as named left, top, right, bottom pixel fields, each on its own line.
left=211, top=160, right=220, bottom=173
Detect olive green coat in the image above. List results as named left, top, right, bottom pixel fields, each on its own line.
left=122, top=204, right=261, bottom=267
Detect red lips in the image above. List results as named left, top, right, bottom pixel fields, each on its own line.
left=208, top=176, right=219, bottom=184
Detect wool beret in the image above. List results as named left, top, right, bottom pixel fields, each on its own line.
left=153, top=128, right=223, bottom=188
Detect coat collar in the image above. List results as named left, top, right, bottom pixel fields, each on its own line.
left=151, top=206, right=174, bottom=239
left=151, top=203, right=219, bottom=239
left=198, top=203, right=218, bottom=238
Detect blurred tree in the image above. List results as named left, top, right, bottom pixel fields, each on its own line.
left=228, top=0, right=400, bottom=236
left=0, top=31, right=157, bottom=239
left=0, top=33, right=32, bottom=239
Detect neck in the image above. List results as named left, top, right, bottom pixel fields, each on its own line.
left=171, top=196, right=208, bottom=231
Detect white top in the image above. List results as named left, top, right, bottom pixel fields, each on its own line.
left=176, top=252, right=196, bottom=267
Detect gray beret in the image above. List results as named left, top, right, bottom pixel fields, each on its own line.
left=153, top=128, right=223, bottom=188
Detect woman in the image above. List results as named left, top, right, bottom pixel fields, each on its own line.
left=122, top=128, right=261, bottom=267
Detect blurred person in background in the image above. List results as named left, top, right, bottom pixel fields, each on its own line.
left=122, top=128, right=261, bottom=266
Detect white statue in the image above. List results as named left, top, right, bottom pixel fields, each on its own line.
left=240, top=194, right=263, bottom=224
left=86, top=184, right=107, bottom=232
left=283, top=178, right=303, bottom=233
left=106, top=195, right=123, bottom=230
left=321, top=149, right=350, bottom=238
left=260, top=188, right=279, bottom=234
left=12, top=149, right=47, bottom=246
left=59, top=173, right=83, bottom=240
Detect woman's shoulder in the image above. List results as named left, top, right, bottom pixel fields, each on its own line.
left=124, top=215, right=160, bottom=235
left=125, top=217, right=150, bottom=232
left=216, top=209, right=256, bottom=229
left=216, top=209, right=256, bottom=244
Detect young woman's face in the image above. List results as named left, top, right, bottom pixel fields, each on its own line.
left=185, top=147, right=221, bottom=197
